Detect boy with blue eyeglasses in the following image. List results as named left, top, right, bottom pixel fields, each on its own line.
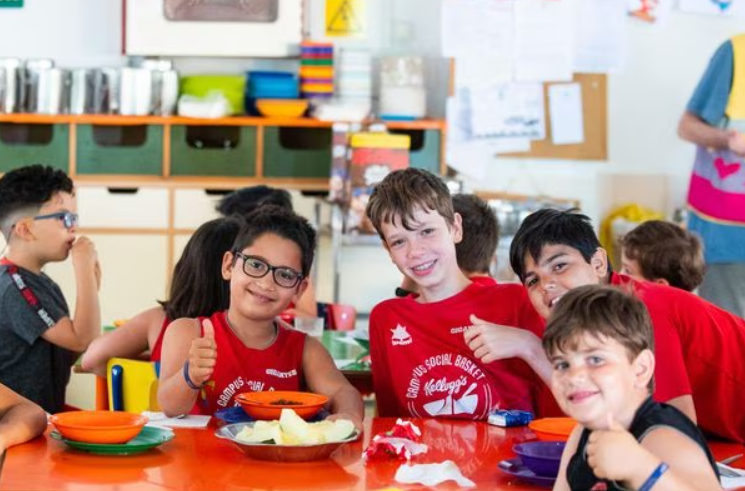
left=0, top=164, right=101, bottom=413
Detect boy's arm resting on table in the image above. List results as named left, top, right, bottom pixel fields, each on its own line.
left=303, top=337, right=364, bottom=430
left=464, top=315, right=553, bottom=386
left=0, top=384, right=47, bottom=454
left=79, top=307, right=164, bottom=377
left=157, top=318, right=210, bottom=417
left=552, top=425, right=583, bottom=491
left=41, top=236, right=101, bottom=352
left=588, top=420, right=721, bottom=491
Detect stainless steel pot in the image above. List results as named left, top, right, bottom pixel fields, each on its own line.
left=119, top=67, right=153, bottom=116
left=69, top=68, right=95, bottom=114
left=34, top=68, right=69, bottom=114
left=0, top=58, right=24, bottom=113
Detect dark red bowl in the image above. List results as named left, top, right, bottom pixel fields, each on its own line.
left=512, top=441, right=565, bottom=477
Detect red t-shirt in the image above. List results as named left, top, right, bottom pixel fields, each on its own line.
left=469, top=275, right=497, bottom=286
left=369, top=282, right=546, bottom=420
left=149, top=316, right=171, bottom=363
left=192, top=311, right=306, bottom=415
left=612, top=273, right=745, bottom=443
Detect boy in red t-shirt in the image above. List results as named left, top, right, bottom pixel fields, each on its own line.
left=504, top=207, right=745, bottom=443
left=157, top=206, right=363, bottom=428
left=365, top=169, right=548, bottom=419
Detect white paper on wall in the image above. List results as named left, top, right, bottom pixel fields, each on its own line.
left=443, top=0, right=516, bottom=86
left=548, top=83, right=585, bottom=145
left=514, top=0, right=576, bottom=82
left=677, top=0, right=745, bottom=17
left=574, top=0, right=627, bottom=73
left=469, top=82, right=546, bottom=140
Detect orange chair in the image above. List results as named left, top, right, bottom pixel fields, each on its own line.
left=326, top=303, right=357, bottom=331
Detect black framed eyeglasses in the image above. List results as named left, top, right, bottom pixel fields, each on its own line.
left=233, top=252, right=304, bottom=289
left=33, top=211, right=78, bottom=230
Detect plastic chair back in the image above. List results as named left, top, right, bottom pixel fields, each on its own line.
left=326, top=304, right=357, bottom=331
left=106, top=358, right=160, bottom=413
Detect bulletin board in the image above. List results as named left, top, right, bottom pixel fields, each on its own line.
left=449, top=61, right=608, bottom=161
left=502, top=73, right=608, bottom=161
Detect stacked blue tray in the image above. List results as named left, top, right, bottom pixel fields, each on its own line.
left=245, top=71, right=300, bottom=116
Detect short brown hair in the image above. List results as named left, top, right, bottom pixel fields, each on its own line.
left=620, top=220, right=704, bottom=292
left=453, top=194, right=499, bottom=275
left=365, top=168, right=454, bottom=241
left=543, top=285, right=654, bottom=391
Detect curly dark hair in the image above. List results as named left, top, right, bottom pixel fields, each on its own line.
left=0, top=165, right=74, bottom=239
left=231, top=205, right=316, bottom=277
left=620, top=220, right=705, bottom=292
left=216, top=185, right=293, bottom=218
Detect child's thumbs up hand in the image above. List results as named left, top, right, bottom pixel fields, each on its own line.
left=463, top=314, right=537, bottom=363
left=187, top=319, right=217, bottom=387
left=586, top=413, right=651, bottom=482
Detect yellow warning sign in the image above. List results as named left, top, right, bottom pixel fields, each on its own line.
left=325, top=0, right=365, bottom=38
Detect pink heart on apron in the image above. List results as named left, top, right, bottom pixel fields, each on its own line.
left=714, top=157, right=741, bottom=179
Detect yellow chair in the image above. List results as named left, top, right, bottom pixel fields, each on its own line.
left=106, top=358, right=160, bottom=413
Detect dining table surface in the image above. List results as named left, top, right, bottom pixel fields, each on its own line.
left=2, top=416, right=744, bottom=491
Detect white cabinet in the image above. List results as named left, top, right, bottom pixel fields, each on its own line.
left=125, top=0, right=303, bottom=57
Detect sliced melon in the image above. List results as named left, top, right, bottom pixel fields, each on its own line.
left=323, top=419, right=356, bottom=443
left=279, top=408, right=310, bottom=444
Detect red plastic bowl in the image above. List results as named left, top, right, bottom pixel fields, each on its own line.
left=235, top=391, right=328, bottom=420
left=50, top=410, right=148, bottom=444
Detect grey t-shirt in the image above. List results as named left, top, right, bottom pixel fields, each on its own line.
left=0, top=263, right=76, bottom=413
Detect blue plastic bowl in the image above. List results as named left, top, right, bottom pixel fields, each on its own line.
left=512, top=441, right=565, bottom=477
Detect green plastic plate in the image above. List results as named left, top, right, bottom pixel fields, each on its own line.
left=50, top=426, right=174, bottom=455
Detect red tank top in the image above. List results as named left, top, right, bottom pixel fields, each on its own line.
left=193, top=311, right=307, bottom=415
left=149, top=315, right=171, bottom=363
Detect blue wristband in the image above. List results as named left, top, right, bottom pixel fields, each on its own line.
left=183, top=361, right=202, bottom=390
left=638, top=462, right=669, bottom=491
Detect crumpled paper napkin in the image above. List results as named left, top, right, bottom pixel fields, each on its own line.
left=394, top=460, right=476, bottom=488
left=718, top=463, right=745, bottom=490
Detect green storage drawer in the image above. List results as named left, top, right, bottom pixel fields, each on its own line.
left=0, top=123, right=69, bottom=173
left=389, top=128, right=441, bottom=174
left=263, top=126, right=332, bottom=178
left=76, top=124, right=162, bottom=175
left=170, top=125, right=256, bottom=177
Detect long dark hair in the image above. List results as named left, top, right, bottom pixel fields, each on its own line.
left=160, top=216, right=243, bottom=319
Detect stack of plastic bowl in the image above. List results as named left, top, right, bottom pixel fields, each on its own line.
left=245, top=71, right=299, bottom=116
left=299, top=41, right=334, bottom=100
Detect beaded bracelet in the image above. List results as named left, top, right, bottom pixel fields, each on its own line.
left=182, top=361, right=202, bottom=390
left=638, top=462, right=669, bottom=491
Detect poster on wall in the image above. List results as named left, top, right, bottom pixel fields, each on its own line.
left=677, top=0, right=745, bottom=17
left=627, top=0, right=674, bottom=23
left=325, top=0, right=366, bottom=38
left=0, top=0, right=23, bottom=7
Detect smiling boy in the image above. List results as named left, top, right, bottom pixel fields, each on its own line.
left=365, top=169, right=548, bottom=419
left=507, top=208, right=745, bottom=443
left=0, top=165, right=101, bottom=413
left=546, top=285, right=719, bottom=491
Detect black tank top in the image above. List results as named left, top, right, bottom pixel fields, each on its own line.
left=567, top=397, right=719, bottom=491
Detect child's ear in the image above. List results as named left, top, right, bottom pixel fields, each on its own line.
left=590, top=247, right=609, bottom=280
left=292, top=277, right=309, bottom=304
left=452, top=212, right=463, bottom=244
left=221, top=251, right=235, bottom=280
left=11, top=219, right=34, bottom=241
left=653, top=278, right=670, bottom=287
left=632, top=348, right=655, bottom=389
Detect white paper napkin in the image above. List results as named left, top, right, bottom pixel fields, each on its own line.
left=142, top=411, right=211, bottom=429
left=395, top=460, right=476, bottom=488
left=718, top=463, right=745, bottom=490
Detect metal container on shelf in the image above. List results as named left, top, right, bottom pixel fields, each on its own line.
left=24, top=58, right=55, bottom=113
left=119, top=67, right=153, bottom=116
left=0, top=58, right=24, bottom=113
left=34, top=67, right=70, bottom=115
left=92, top=68, right=121, bottom=114
left=69, top=68, right=95, bottom=114
left=156, top=69, right=179, bottom=116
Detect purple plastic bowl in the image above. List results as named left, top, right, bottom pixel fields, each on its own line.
left=512, top=441, right=566, bottom=477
